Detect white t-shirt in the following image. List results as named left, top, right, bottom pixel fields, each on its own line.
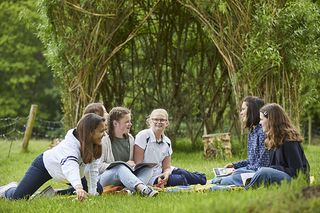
left=134, top=128, right=173, bottom=185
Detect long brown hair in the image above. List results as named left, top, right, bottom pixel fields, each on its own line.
left=260, top=103, right=303, bottom=149
left=76, top=113, right=104, bottom=163
left=107, top=107, right=131, bottom=141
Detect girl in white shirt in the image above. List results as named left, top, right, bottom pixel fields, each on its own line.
left=0, top=113, right=106, bottom=201
left=134, top=109, right=206, bottom=187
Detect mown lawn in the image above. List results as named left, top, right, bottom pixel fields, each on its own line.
left=0, top=139, right=319, bottom=213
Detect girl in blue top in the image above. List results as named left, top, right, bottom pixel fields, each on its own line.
left=212, top=96, right=270, bottom=186
left=246, top=103, right=310, bottom=188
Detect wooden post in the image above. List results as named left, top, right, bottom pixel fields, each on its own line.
left=22, top=104, right=38, bottom=152
left=308, top=115, right=312, bottom=145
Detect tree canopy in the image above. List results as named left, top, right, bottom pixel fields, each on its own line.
left=2, top=0, right=318, bottom=145
left=0, top=0, right=62, bottom=120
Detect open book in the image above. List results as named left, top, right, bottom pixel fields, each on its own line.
left=240, top=172, right=255, bottom=186
left=213, top=168, right=235, bottom=177
left=106, top=161, right=157, bottom=172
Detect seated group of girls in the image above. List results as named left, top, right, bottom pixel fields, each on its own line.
left=0, top=96, right=310, bottom=201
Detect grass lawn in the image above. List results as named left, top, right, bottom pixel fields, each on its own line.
left=0, top=139, right=319, bottom=213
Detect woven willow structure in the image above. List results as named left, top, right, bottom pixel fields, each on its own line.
left=38, top=0, right=319, bottom=142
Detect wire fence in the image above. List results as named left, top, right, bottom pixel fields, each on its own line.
left=1, top=116, right=319, bottom=144
left=0, top=117, right=65, bottom=141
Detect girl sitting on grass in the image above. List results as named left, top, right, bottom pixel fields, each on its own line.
left=134, top=108, right=206, bottom=188
left=98, top=106, right=158, bottom=197
left=245, top=103, right=310, bottom=188
left=0, top=113, right=106, bottom=201
left=58, top=104, right=158, bottom=197
left=211, top=96, right=270, bottom=186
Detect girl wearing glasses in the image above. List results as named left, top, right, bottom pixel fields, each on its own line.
left=245, top=103, right=310, bottom=188
left=134, top=108, right=206, bottom=188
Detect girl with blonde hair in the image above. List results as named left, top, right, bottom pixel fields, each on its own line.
left=134, top=108, right=206, bottom=187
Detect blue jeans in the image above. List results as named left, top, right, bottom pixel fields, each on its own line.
left=211, top=167, right=255, bottom=186
left=5, top=154, right=52, bottom=200
left=245, top=167, right=291, bottom=189
left=98, top=165, right=153, bottom=191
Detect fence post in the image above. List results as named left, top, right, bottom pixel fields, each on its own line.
left=22, top=104, right=38, bottom=152
left=308, top=115, right=312, bottom=145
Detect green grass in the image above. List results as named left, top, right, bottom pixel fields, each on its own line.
left=0, top=139, right=320, bottom=213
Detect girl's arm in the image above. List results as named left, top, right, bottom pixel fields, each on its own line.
left=133, top=144, right=145, bottom=164
left=85, top=159, right=100, bottom=195
left=157, top=156, right=172, bottom=187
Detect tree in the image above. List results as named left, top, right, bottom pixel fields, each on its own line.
left=0, top=0, right=61, bottom=120
left=37, top=0, right=320, bottom=147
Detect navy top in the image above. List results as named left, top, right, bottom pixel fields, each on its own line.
left=233, top=124, right=271, bottom=170
left=270, top=140, right=310, bottom=178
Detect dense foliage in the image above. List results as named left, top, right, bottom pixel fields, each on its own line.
left=1, top=0, right=319, bottom=144
left=36, top=0, right=320, bottom=145
left=0, top=0, right=62, bottom=120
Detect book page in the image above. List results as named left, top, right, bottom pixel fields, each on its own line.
left=213, top=168, right=235, bottom=177
left=107, top=161, right=157, bottom=172
left=240, top=172, right=255, bottom=186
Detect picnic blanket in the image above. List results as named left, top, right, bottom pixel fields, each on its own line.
left=102, top=184, right=243, bottom=195
left=154, top=184, right=243, bottom=193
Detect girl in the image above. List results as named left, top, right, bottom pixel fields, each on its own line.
left=83, top=102, right=109, bottom=121
left=98, top=107, right=158, bottom=197
left=134, top=108, right=206, bottom=188
left=0, top=113, right=106, bottom=201
left=212, top=96, right=271, bottom=186
left=246, top=103, right=310, bottom=188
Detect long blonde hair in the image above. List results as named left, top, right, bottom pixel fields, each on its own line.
left=260, top=103, right=303, bottom=149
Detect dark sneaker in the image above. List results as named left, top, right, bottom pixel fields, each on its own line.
left=32, top=185, right=56, bottom=199
left=0, top=182, right=18, bottom=198
left=141, top=186, right=158, bottom=197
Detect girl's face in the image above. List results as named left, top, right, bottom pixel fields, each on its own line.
left=259, top=112, right=268, bottom=132
left=150, top=112, right=168, bottom=132
left=113, top=113, right=132, bottom=135
left=240, top=102, right=248, bottom=124
left=92, top=122, right=106, bottom=145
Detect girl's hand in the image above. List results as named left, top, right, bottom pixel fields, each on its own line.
left=156, top=172, right=169, bottom=188
left=75, top=187, right=87, bottom=201
left=126, top=160, right=136, bottom=167
left=224, top=163, right=234, bottom=168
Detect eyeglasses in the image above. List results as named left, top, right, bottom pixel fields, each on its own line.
left=262, top=111, right=268, bottom=118
left=151, top=118, right=167, bottom=123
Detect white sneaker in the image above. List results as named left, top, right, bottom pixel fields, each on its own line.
left=0, top=182, right=18, bottom=198
left=141, top=186, right=158, bottom=197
